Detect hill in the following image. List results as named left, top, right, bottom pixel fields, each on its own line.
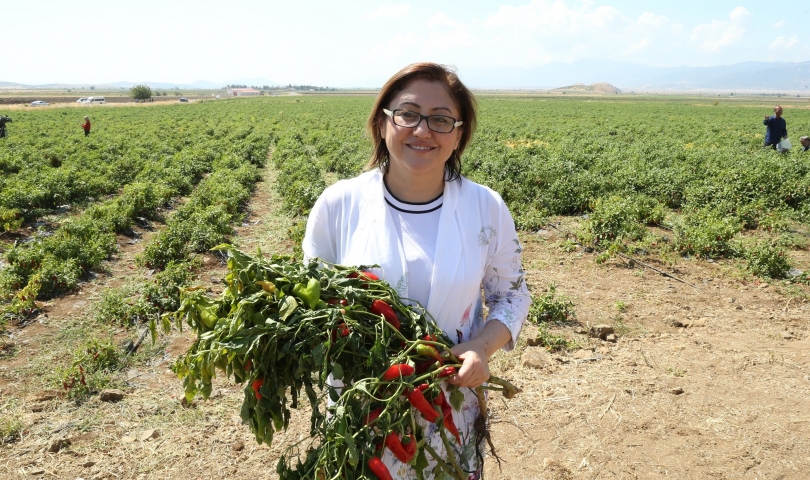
left=552, top=82, right=621, bottom=94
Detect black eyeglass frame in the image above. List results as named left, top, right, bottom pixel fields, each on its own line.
left=382, top=108, right=463, bottom=133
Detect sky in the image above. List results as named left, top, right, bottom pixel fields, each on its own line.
left=1, top=0, right=808, bottom=87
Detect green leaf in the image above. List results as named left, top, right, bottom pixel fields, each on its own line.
left=331, top=363, right=344, bottom=380
left=345, top=433, right=359, bottom=467
left=449, top=386, right=464, bottom=411
left=413, top=447, right=429, bottom=477
left=279, top=296, right=298, bottom=321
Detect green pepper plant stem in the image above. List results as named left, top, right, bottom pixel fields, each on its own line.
left=422, top=439, right=464, bottom=480
left=439, top=427, right=467, bottom=479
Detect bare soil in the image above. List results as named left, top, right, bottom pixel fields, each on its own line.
left=1, top=168, right=809, bottom=479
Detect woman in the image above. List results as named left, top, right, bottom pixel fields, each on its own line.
left=303, top=62, right=530, bottom=479
left=81, top=116, right=91, bottom=137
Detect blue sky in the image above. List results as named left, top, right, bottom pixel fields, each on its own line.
left=1, top=0, right=808, bottom=87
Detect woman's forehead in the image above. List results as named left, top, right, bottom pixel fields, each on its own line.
left=390, top=80, right=459, bottom=112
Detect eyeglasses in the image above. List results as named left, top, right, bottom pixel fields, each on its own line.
left=383, top=108, right=463, bottom=133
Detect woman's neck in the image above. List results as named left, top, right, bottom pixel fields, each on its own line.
left=383, top=169, right=445, bottom=203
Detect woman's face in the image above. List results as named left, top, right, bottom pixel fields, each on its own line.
left=380, top=79, right=462, bottom=181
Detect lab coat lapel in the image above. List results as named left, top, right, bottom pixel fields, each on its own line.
left=343, top=170, right=408, bottom=297
left=426, top=179, right=463, bottom=330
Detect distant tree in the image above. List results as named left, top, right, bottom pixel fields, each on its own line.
left=130, top=84, right=153, bottom=101
left=90, top=86, right=95, bottom=90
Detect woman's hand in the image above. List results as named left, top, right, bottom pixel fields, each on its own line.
left=445, top=320, right=511, bottom=388
left=446, top=342, right=490, bottom=388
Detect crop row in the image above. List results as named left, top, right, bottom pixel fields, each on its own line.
left=0, top=101, right=276, bottom=325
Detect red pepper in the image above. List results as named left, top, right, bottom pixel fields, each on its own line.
left=368, top=457, right=393, bottom=480
left=327, top=298, right=349, bottom=306
left=348, top=271, right=379, bottom=289
left=364, top=407, right=383, bottom=426
left=434, top=390, right=461, bottom=444
left=348, top=270, right=379, bottom=281
left=438, top=367, right=457, bottom=378
left=402, top=433, right=417, bottom=462
left=385, top=432, right=411, bottom=463
left=329, top=322, right=351, bottom=342
left=415, top=359, right=438, bottom=374
left=415, top=344, right=442, bottom=362
left=382, top=364, right=415, bottom=381
left=422, top=334, right=437, bottom=342
left=406, top=387, right=441, bottom=423
left=370, top=299, right=400, bottom=330
left=252, top=378, right=264, bottom=400
left=244, top=359, right=252, bottom=371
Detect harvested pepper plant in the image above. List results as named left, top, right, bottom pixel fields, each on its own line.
left=160, top=245, right=520, bottom=479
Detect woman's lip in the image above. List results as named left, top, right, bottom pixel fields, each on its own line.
left=407, top=144, right=435, bottom=151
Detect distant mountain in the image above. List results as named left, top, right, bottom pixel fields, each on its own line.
left=0, top=79, right=281, bottom=90
left=552, top=82, right=621, bottom=94
left=3, top=62, right=808, bottom=92
left=463, top=60, right=810, bottom=92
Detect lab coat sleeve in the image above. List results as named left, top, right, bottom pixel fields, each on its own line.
left=482, top=199, right=531, bottom=351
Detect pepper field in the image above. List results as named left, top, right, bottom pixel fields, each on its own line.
left=1, top=94, right=810, bottom=478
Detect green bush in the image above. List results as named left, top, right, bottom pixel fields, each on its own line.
left=56, top=338, right=127, bottom=400
left=527, top=283, right=576, bottom=325
left=743, top=242, right=792, bottom=279
left=580, top=194, right=664, bottom=247
left=673, top=208, right=743, bottom=258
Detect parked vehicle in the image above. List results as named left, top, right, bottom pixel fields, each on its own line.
left=77, top=98, right=87, bottom=103
left=30, top=101, right=49, bottom=107
left=86, top=97, right=106, bottom=105
left=179, top=97, right=188, bottom=102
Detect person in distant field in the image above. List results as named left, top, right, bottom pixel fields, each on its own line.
left=81, top=116, right=91, bottom=137
left=800, top=136, right=810, bottom=152
left=0, top=115, right=11, bottom=139
left=763, top=105, right=787, bottom=149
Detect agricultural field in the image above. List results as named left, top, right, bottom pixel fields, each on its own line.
left=1, top=94, right=810, bottom=479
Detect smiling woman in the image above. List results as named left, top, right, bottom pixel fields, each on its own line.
left=302, top=62, right=530, bottom=479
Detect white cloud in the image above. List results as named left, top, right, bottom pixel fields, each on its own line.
left=426, top=12, right=465, bottom=29
left=364, top=4, right=410, bottom=20
left=625, top=38, right=650, bottom=55
left=637, top=12, right=667, bottom=27
left=769, top=35, right=798, bottom=50
left=772, top=20, right=785, bottom=28
left=483, top=0, right=628, bottom=35
left=728, top=6, right=751, bottom=21
left=479, top=1, right=689, bottom=65
left=690, top=7, right=751, bottom=51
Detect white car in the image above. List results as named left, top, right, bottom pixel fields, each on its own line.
left=30, top=101, right=49, bottom=107
left=77, top=98, right=87, bottom=103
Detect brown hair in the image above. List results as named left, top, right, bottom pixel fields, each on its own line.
left=365, top=62, right=477, bottom=182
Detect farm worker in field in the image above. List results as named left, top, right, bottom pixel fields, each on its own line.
left=800, top=136, right=810, bottom=152
left=763, top=105, right=787, bottom=149
left=80, top=116, right=91, bottom=137
left=302, top=62, right=530, bottom=479
left=0, top=115, right=10, bottom=139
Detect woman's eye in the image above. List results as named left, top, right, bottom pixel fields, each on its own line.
left=399, top=111, right=420, bottom=122
left=432, top=117, right=451, bottom=126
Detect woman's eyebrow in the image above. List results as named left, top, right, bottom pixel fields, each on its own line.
left=398, top=101, right=453, bottom=113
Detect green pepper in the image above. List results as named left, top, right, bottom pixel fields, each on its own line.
left=292, top=278, right=321, bottom=309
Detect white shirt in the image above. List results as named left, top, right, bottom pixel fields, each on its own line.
left=383, top=179, right=442, bottom=308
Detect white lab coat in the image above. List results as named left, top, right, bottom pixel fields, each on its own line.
left=302, top=168, right=530, bottom=478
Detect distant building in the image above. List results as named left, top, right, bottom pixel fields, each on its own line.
left=226, top=87, right=260, bottom=97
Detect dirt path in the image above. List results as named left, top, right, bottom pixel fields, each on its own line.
left=1, top=168, right=809, bottom=479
